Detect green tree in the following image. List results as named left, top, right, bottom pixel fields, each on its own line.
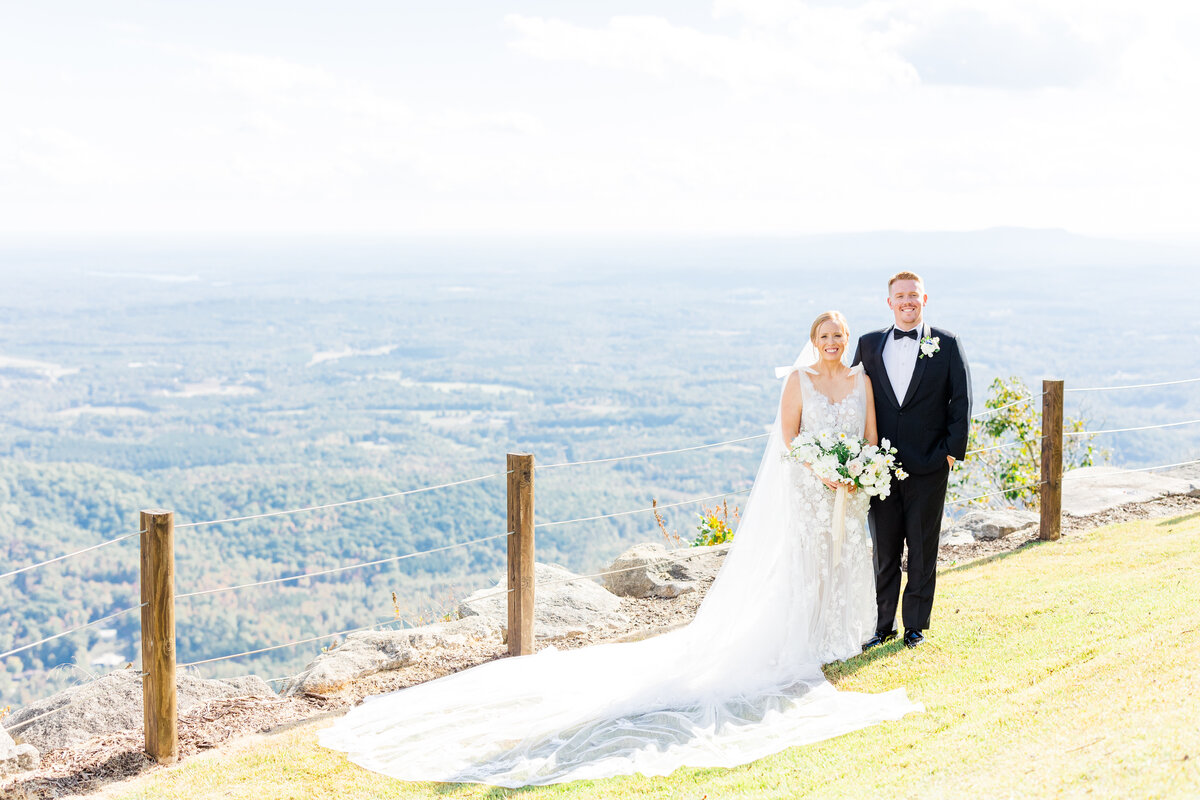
left=953, top=377, right=1104, bottom=506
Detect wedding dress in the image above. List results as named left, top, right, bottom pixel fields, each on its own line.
left=318, top=360, right=920, bottom=787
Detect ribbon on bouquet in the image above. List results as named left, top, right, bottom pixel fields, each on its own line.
left=831, top=484, right=847, bottom=567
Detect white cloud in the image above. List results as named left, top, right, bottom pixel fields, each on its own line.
left=505, top=12, right=919, bottom=92
left=11, top=128, right=126, bottom=186
left=1, top=2, right=1198, bottom=238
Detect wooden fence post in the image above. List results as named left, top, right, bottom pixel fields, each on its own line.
left=140, top=509, right=178, bottom=763
left=507, top=453, right=535, bottom=656
left=1040, top=380, right=1064, bottom=541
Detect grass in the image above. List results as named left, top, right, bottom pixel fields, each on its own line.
left=110, top=515, right=1200, bottom=800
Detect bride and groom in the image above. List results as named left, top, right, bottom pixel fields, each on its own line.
left=319, top=271, right=972, bottom=787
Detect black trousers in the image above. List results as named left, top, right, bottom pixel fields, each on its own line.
left=868, top=465, right=948, bottom=632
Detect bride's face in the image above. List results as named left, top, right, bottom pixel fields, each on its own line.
left=812, top=320, right=848, bottom=363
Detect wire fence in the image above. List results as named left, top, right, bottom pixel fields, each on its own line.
left=5, top=370, right=1200, bottom=715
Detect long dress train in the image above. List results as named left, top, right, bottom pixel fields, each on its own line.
left=318, top=362, right=920, bottom=786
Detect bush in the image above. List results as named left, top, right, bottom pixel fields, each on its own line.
left=952, top=376, right=1104, bottom=506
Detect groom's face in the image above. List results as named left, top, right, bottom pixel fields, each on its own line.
left=887, top=279, right=927, bottom=329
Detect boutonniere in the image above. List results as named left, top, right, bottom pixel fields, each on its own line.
left=919, top=336, right=940, bottom=359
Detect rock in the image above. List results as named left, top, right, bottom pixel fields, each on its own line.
left=283, top=616, right=504, bottom=697
left=939, top=526, right=976, bottom=547
left=1158, top=464, right=1200, bottom=497
left=458, top=562, right=627, bottom=641
left=0, top=723, right=39, bottom=776
left=4, top=668, right=275, bottom=753
left=942, top=509, right=1039, bottom=542
left=1062, top=466, right=1200, bottom=517
left=601, top=542, right=730, bottom=598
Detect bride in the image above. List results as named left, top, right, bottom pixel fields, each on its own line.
left=319, top=311, right=921, bottom=787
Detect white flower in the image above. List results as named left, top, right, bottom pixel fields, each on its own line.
left=896, top=467, right=909, bottom=481
left=919, top=336, right=940, bottom=359
left=846, top=458, right=865, bottom=477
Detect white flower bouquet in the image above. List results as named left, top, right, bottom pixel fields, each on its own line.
left=785, top=431, right=908, bottom=499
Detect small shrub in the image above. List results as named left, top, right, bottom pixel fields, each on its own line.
left=952, top=376, right=1105, bottom=506
left=692, top=499, right=740, bottom=547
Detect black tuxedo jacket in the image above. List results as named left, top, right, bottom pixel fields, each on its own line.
left=853, top=325, right=971, bottom=476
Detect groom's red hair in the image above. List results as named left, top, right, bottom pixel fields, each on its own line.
left=888, top=270, right=924, bottom=291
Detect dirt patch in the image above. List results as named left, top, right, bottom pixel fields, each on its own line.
left=1, top=695, right=331, bottom=799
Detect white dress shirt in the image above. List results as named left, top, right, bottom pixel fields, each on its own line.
left=882, top=323, right=923, bottom=405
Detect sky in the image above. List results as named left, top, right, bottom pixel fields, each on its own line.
left=1, top=0, right=1198, bottom=239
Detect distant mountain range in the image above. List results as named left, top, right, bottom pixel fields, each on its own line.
left=2, top=227, right=1196, bottom=281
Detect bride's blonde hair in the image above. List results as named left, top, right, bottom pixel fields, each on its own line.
left=809, top=310, right=849, bottom=343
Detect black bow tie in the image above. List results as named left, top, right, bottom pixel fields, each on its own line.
left=893, top=328, right=919, bottom=340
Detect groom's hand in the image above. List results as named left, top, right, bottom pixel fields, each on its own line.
left=947, top=455, right=956, bottom=468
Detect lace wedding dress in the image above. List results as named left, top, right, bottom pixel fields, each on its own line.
left=319, top=361, right=920, bottom=787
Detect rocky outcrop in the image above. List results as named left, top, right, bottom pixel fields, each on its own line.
left=282, top=616, right=505, bottom=697
left=0, top=724, right=38, bottom=776
left=1063, top=466, right=1200, bottom=517
left=601, top=542, right=730, bottom=598
left=4, top=669, right=274, bottom=753
left=941, top=509, right=1039, bottom=543
left=458, top=562, right=627, bottom=641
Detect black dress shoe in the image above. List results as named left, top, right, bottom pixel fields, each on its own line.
left=903, top=629, right=925, bottom=648
left=862, top=629, right=897, bottom=650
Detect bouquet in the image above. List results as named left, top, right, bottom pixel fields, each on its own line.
left=784, top=432, right=908, bottom=564
left=785, top=431, right=908, bottom=499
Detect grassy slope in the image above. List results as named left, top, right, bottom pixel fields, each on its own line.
left=112, top=512, right=1200, bottom=800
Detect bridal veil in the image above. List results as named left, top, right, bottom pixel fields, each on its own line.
left=318, top=355, right=921, bottom=786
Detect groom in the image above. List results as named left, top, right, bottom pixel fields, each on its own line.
left=853, top=271, right=971, bottom=649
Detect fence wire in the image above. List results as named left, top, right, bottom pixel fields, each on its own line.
left=534, top=489, right=752, bottom=529
left=1066, top=376, right=1200, bottom=393
left=179, top=618, right=409, bottom=668
left=176, top=470, right=510, bottom=530
left=535, top=433, right=769, bottom=471
left=4, top=695, right=83, bottom=733
left=1061, top=457, right=1200, bottom=477
left=1066, top=417, right=1200, bottom=437
left=971, top=393, right=1044, bottom=419
left=177, top=532, right=511, bottom=600
left=0, top=530, right=143, bottom=582
left=945, top=481, right=1047, bottom=506
left=533, top=546, right=726, bottom=590
left=965, top=439, right=1035, bottom=456
left=0, top=603, right=146, bottom=662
